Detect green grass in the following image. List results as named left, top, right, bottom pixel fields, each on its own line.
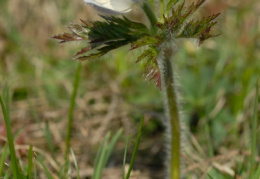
left=125, top=118, right=144, bottom=179
left=27, top=145, right=33, bottom=179
left=249, top=80, right=259, bottom=179
left=122, top=136, right=129, bottom=179
left=0, top=91, right=22, bottom=179
left=71, top=148, right=80, bottom=179
left=35, top=153, right=53, bottom=179
left=0, top=144, right=9, bottom=176
left=65, top=62, right=82, bottom=161
left=92, top=129, right=123, bottom=179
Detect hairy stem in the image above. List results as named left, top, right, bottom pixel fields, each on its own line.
left=159, top=47, right=181, bottom=179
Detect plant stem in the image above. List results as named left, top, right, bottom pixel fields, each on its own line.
left=65, top=62, right=82, bottom=160
left=159, top=46, right=181, bottom=179
left=249, top=79, right=258, bottom=179
left=141, top=1, right=181, bottom=177
left=0, top=91, right=20, bottom=179
left=141, top=1, right=158, bottom=34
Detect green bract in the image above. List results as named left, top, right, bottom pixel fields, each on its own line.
left=53, top=0, right=219, bottom=89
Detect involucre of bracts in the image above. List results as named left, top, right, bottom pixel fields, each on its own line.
left=53, top=0, right=219, bottom=90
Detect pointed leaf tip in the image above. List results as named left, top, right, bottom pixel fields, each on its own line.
left=74, top=46, right=92, bottom=57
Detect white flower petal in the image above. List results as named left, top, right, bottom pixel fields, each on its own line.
left=83, top=0, right=137, bottom=14
left=110, top=0, right=135, bottom=12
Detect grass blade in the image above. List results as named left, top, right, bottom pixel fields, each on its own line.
left=92, top=129, right=123, bottom=179
left=33, top=157, right=37, bottom=179
left=27, top=146, right=33, bottom=179
left=65, top=62, right=82, bottom=160
left=3, top=84, right=10, bottom=121
left=93, top=136, right=107, bottom=169
left=45, top=121, right=55, bottom=158
left=35, top=153, right=53, bottom=179
left=58, top=163, right=66, bottom=178
left=122, top=136, right=129, bottom=179
left=255, top=164, right=260, bottom=179
left=67, top=159, right=72, bottom=177
left=249, top=80, right=258, bottom=179
left=207, top=173, right=215, bottom=179
left=71, top=148, right=80, bottom=179
left=125, top=118, right=144, bottom=179
left=3, top=167, right=11, bottom=179
left=0, top=94, right=20, bottom=179
left=0, top=144, right=9, bottom=176
left=103, top=129, right=123, bottom=166
left=93, top=135, right=109, bottom=179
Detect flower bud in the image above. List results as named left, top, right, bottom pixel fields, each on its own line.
left=83, top=0, right=139, bottom=14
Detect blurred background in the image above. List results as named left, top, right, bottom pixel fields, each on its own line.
left=0, top=0, right=260, bottom=178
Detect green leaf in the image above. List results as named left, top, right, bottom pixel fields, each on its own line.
left=0, top=144, right=9, bottom=176
left=0, top=92, right=21, bottom=179
left=177, top=13, right=220, bottom=44
left=27, top=146, right=33, bottom=179
left=122, top=136, right=129, bottom=179
left=35, top=154, right=53, bottom=179
left=3, top=167, right=11, bottom=179
left=255, top=164, right=260, bottom=179
left=249, top=79, right=259, bottom=179
left=136, top=47, right=161, bottom=89
left=70, top=149, right=80, bottom=179
left=130, top=36, right=159, bottom=50
left=125, top=118, right=144, bottom=179
left=54, top=15, right=150, bottom=60
left=45, top=121, right=55, bottom=158
left=33, top=158, right=37, bottom=179
left=92, top=129, right=123, bottom=179
left=167, top=0, right=181, bottom=12
left=207, top=173, right=215, bottom=179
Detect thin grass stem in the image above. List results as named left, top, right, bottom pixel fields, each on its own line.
left=65, top=62, right=82, bottom=160
left=249, top=79, right=258, bottom=179
left=0, top=144, right=9, bottom=176
left=0, top=94, right=20, bottom=179
left=27, top=145, right=33, bottom=179
left=35, top=154, right=52, bottom=179
left=126, top=118, right=144, bottom=179
left=70, top=149, right=80, bottom=179
left=122, top=136, right=129, bottom=179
